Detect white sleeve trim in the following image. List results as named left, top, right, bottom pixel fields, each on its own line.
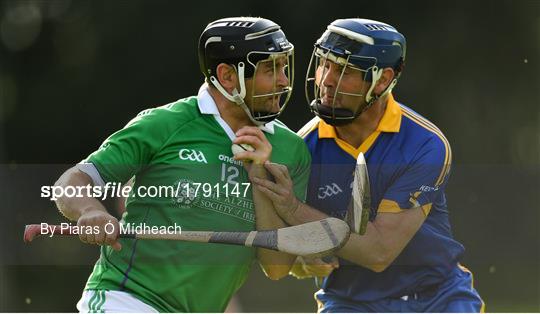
left=76, top=162, right=106, bottom=187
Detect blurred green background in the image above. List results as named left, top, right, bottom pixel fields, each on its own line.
left=1, top=0, right=538, bottom=312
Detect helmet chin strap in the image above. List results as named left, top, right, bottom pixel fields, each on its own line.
left=343, top=66, right=399, bottom=123
left=363, top=66, right=398, bottom=109
left=364, top=66, right=382, bottom=106
left=209, top=62, right=265, bottom=126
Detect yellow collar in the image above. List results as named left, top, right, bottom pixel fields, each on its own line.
left=318, top=93, right=402, bottom=139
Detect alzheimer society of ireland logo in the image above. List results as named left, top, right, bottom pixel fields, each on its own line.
left=171, top=179, right=200, bottom=208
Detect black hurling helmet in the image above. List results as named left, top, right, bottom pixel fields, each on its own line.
left=306, top=18, right=406, bottom=126
left=198, top=17, right=294, bottom=125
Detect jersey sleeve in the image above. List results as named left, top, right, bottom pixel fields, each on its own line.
left=83, top=108, right=174, bottom=185
left=289, top=140, right=311, bottom=203
left=377, top=135, right=452, bottom=216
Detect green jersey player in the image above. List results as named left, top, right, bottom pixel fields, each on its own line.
left=54, top=17, right=310, bottom=312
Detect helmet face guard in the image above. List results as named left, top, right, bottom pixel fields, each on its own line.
left=199, top=17, right=294, bottom=125
left=306, top=45, right=378, bottom=126
left=305, top=19, right=406, bottom=126
left=245, top=49, right=294, bottom=123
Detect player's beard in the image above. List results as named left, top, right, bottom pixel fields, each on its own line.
left=251, top=94, right=281, bottom=114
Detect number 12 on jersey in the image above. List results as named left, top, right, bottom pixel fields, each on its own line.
left=221, top=163, right=240, bottom=184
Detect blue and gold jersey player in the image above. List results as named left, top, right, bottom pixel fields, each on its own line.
left=251, top=18, right=485, bottom=312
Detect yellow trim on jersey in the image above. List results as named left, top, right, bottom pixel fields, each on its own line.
left=378, top=198, right=432, bottom=215
left=315, top=292, right=324, bottom=313
left=458, top=263, right=486, bottom=313
left=316, top=93, right=402, bottom=159
left=318, top=119, right=337, bottom=138
left=421, top=203, right=432, bottom=216
left=401, top=107, right=452, bottom=187
left=334, top=131, right=381, bottom=158
left=378, top=93, right=402, bottom=132
left=377, top=199, right=403, bottom=213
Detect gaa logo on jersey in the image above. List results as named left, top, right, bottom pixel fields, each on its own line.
left=317, top=183, right=343, bottom=199
left=179, top=149, right=208, bottom=164
left=171, top=179, right=200, bottom=208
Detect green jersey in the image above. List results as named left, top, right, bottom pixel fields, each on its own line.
left=81, top=85, right=311, bottom=312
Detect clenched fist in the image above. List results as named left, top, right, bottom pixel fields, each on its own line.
left=77, top=208, right=122, bottom=251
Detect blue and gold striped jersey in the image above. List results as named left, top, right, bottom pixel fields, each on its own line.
left=299, top=94, right=464, bottom=301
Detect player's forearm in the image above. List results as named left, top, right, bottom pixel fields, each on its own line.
left=250, top=165, right=290, bottom=231
left=281, top=203, right=395, bottom=272
left=54, top=166, right=108, bottom=221
left=337, top=208, right=426, bottom=272
left=282, top=202, right=329, bottom=226
left=335, top=223, right=390, bottom=272
left=250, top=166, right=295, bottom=279
left=276, top=204, right=393, bottom=271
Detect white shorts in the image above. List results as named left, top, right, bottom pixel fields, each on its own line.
left=77, top=290, right=158, bottom=313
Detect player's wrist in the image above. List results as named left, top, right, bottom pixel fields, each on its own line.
left=251, top=151, right=271, bottom=165
left=248, top=164, right=269, bottom=180
left=78, top=204, right=110, bottom=220
left=283, top=198, right=301, bottom=225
